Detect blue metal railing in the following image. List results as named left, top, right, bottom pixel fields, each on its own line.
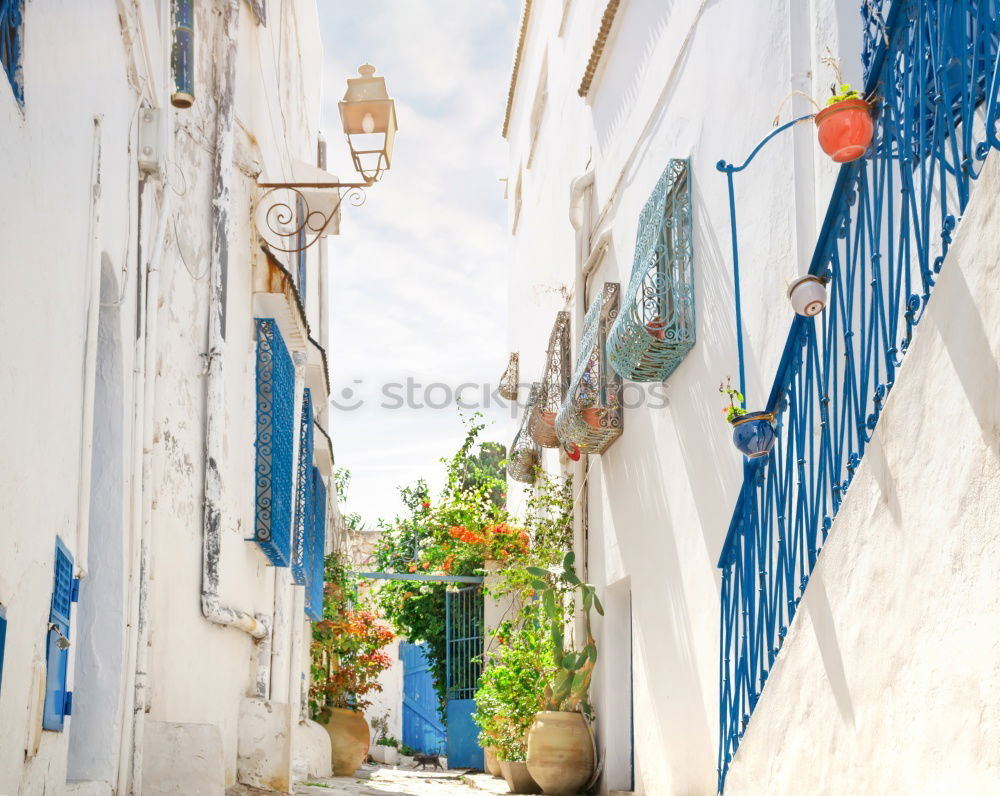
left=716, top=2, right=1000, bottom=790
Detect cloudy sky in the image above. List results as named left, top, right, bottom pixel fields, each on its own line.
left=316, top=2, right=520, bottom=525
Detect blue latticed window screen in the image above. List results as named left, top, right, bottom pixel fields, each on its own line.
left=305, top=467, right=327, bottom=621
left=43, top=537, right=77, bottom=731
left=0, top=0, right=23, bottom=104
left=608, top=158, right=694, bottom=382
left=291, top=389, right=314, bottom=585
left=253, top=318, right=295, bottom=566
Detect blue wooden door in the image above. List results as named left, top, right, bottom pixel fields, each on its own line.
left=445, top=586, right=484, bottom=770
left=401, top=641, right=446, bottom=754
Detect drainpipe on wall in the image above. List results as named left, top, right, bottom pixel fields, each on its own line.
left=200, top=0, right=268, bottom=641
left=569, top=170, right=594, bottom=587
left=129, top=176, right=172, bottom=796
left=75, top=115, right=105, bottom=581
left=117, top=0, right=181, bottom=789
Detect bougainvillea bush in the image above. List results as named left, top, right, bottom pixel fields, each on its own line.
left=371, top=414, right=575, bottom=714
left=309, top=551, right=395, bottom=722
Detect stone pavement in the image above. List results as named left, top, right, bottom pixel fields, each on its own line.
left=293, top=763, right=512, bottom=796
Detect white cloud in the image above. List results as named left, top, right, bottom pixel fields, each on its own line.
left=317, top=2, right=520, bottom=523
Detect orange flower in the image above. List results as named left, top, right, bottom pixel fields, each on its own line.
left=407, top=563, right=417, bottom=573
left=422, top=562, right=430, bottom=570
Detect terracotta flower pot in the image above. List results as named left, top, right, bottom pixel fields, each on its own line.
left=526, top=711, right=595, bottom=795
left=539, top=410, right=557, bottom=426
left=815, top=98, right=873, bottom=163
left=581, top=407, right=603, bottom=430
left=646, top=316, right=667, bottom=340
left=322, top=708, right=370, bottom=776
left=484, top=746, right=502, bottom=777
left=500, top=760, right=541, bottom=794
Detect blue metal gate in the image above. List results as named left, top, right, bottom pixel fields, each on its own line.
left=401, top=641, right=446, bottom=755
left=445, top=586, right=484, bottom=770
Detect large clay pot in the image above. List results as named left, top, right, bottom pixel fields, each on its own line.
left=526, top=711, right=595, bottom=795
left=815, top=98, right=873, bottom=163
left=484, top=746, right=502, bottom=777
left=322, top=708, right=370, bottom=776
left=500, top=760, right=541, bottom=794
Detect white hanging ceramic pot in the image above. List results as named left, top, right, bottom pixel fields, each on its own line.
left=788, top=274, right=828, bottom=316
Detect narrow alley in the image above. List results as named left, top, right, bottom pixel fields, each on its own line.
left=1, top=1, right=999, bottom=795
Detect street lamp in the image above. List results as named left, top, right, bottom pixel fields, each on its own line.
left=256, top=64, right=397, bottom=252
left=339, top=64, right=398, bottom=183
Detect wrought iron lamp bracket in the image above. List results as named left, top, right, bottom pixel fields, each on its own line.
left=255, top=177, right=376, bottom=254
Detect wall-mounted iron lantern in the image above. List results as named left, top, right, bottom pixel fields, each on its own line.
left=256, top=64, right=397, bottom=253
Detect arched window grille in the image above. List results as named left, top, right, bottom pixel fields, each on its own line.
left=556, top=283, right=622, bottom=455
left=499, top=352, right=520, bottom=401
left=508, top=382, right=542, bottom=483
left=608, top=159, right=695, bottom=382
left=529, top=311, right=570, bottom=447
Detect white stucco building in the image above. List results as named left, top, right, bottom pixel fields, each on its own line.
left=0, top=1, right=351, bottom=792
left=501, top=1, right=1000, bottom=794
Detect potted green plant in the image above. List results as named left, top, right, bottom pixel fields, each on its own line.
left=523, top=553, right=600, bottom=796
left=473, top=612, right=551, bottom=793
left=720, top=378, right=775, bottom=459
left=375, top=735, right=400, bottom=766
left=310, top=554, right=395, bottom=776
left=815, top=82, right=873, bottom=162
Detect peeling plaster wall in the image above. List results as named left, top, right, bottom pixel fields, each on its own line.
left=502, top=0, right=996, bottom=794
left=0, top=1, right=330, bottom=793
left=0, top=1, right=137, bottom=792
left=145, top=0, right=326, bottom=788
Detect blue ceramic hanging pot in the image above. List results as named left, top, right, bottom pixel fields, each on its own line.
left=730, top=412, right=776, bottom=458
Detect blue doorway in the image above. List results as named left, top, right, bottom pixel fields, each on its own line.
left=445, top=586, right=484, bottom=770
left=401, top=641, right=446, bottom=754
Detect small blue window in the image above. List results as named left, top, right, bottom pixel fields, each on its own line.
left=252, top=319, right=295, bottom=566
left=305, top=467, right=327, bottom=621
left=0, top=603, right=8, bottom=697
left=43, top=537, right=77, bottom=731
left=291, top=389, right=314, bottom=586
left=1, top=0, right=24, bottom=104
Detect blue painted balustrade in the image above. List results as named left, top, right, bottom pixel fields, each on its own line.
left=716, top=1, right=1000, bottom=790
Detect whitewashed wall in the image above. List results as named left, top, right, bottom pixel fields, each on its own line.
left=500, top=0, right=995, bottom=794
left=0, top=1, right=334, bottom=793
left=0, top=1, right=138, bottom=792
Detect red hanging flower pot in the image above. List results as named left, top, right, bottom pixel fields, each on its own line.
left=815, top=98, right=873, bottom=163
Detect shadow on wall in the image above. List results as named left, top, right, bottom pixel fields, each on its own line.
left=600, top=407, right=714, bottom=793
left=591, top=0, right=676, bottom=155
left=67, top=253, right=126, bottom=783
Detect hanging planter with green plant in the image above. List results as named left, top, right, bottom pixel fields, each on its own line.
left=720, top=378, right=776, bottom=459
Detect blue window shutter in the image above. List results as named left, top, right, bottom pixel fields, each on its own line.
left=291, top=389, right=314, bottom=585
left=0, top=604, right=7, bottom=696
left=0, top=0, right=25, bottom=105
left=42, top=537, right=74, bottom=731
left=252, top=319, right=295, bottom=566
left=305, top=467, right=327, bottom=621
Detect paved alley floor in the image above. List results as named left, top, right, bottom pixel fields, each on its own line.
left=294, top=764, right=510, bottom=796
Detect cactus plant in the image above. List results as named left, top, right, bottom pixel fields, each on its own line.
left=526, top=552, right=603, bottom=713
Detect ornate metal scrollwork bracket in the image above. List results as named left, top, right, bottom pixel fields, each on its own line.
left=255, top=179, right=373, bottom=253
